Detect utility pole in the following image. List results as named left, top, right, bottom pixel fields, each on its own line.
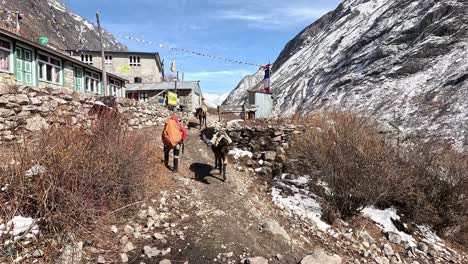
left=96, top=12, right=107, bottom=96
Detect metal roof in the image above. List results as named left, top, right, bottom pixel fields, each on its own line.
left=127, top=81, right=201, bottom=94
left=0, top=28, right=128, bottom=82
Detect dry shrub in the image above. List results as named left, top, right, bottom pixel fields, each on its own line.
left=290, top=109, right=468, bottom=244
left=292, top=110, right=409, bottom=217
left=0, top=114, right=157, bottom=236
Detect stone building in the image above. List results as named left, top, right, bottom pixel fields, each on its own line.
left=126, top=81, right=202, bottom=112
left=0, top=28, right=127, bottom=96
left=66, top=50, right=163, bottom=84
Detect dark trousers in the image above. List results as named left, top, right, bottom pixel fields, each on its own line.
left=164, top=144, right=180, bottom=172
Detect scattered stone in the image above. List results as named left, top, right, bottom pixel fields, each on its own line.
left=386, top=231, right=402, bottom=245
left=161, top=247, right=171, bottom=256
left=242, top=256, right=268, bottom=264
left=31, top=249, right=44, bottom=258
left=383, top=244, right=394, bottom=257
left=261, top=219, right=291, bottom=241
left=300, top=248, right=342, bottom=264
left=111, top=225, right=118, bottom=233
left=143, top=246, right=160, bottom=258
left=120, top=253, right=128, bottom=263
left=124, top=225, right=134, bottom=234
left=97, top=255, right=106, bottom=263
left=122, top=242, right=135, bottom=252
left=374, top=256, right=389, bottom=264
left=159, top=259, right=171, bottom=264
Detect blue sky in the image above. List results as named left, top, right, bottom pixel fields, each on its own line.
left=64, top=0, right=341, bottom=95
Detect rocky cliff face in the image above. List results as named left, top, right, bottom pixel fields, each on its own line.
left=0, top=0, right=127, bottom=51
left=223, top=70, right=263, bottom=105
left=229, top=0, right=468, bottom=148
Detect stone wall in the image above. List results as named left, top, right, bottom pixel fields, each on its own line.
left=0, top=85, right=170, bottom=143
left=0, top=72, right=15, bottom=86
left=205, top=123, right=300, bottom=177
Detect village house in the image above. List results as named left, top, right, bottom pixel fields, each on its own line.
left=126, top=81, right=202, bottom=112
left=0, top=28, right=127, bottom=96
left=66, top=50, right=163, bottom=84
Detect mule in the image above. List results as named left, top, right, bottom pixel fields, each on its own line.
left=195, top=107, right=207, bottom=129
left=211, top=137, right=231, bottom=181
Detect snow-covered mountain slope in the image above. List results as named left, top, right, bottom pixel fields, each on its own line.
left=203, top=93, right=229, bottom=108
left=231, top=0, right=468, bottom=148
left=0, top=0, right=127, bottom=51
left=223, top=70, right=263, bottom=105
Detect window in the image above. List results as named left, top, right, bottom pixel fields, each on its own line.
left=109, top=78, right=121, bottom=96
left=105, top=55, right=112, bottom=65
left=85, top=71, right=100, bottom=94
left=73, top=66, right=83, bottom=92
left=139, top=92, right=148, bottom=102
left=81, top=54, right=93, bottom=65
left=38, top=53, right=61, bottom=84
left=0, top=38, right=12, bottom=72
left=129, top=55, right=140, bottom=66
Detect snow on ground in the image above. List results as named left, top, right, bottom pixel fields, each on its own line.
left=229, top=148, right=253, bottom=160
left=271, top=175, right=331, bottom=232
left=362, top=207, right=417, bottom=247
left=48, top=0, right=67, bottom=12
left=0, top=216, right=40, bottom=241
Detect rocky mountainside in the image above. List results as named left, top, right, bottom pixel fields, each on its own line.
left=0, top=0, right=126, bottom=51
left=223, top=70, right=263, bottom=105
left=227, top=0, right=468, bottom=148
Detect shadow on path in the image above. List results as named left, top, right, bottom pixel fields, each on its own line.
left=189, top=162, right=224, bottom=184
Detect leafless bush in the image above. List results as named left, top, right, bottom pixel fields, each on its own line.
left=0, top=114, right=158, bottom=237
left=290, top=109, right=468, bottom=244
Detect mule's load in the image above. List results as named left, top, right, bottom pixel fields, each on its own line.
left=162, top=119, right=183, bottom=148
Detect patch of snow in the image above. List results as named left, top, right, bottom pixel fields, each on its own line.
left=24, top=165, right=46, bottom=177
left=272, top=176, right=331, bottom=232
left=0, top=216, right=40, bottom=241
left=229, top=148, right=253, bottom=160
left=48, top=0, right=67, bottom=12
left=362, top=207, right=417, bottom=247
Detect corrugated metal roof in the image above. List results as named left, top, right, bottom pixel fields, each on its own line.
left=127, top=81, right=201, bottom=94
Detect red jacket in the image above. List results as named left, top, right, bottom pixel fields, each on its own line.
left=170, top=115, right=187, bottom=141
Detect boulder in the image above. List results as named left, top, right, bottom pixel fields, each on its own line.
left=386, top=231, right=402, bottom=244
left=261, top=219, right=290, bottom=241
left=300, top=249, right=342, bottom=264
left=26, top=115, right=49, bottom=131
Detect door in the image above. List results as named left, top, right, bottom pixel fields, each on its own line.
left=15, top=46, right=34, bottom=86
left=73, top=67, right=83, bottom=92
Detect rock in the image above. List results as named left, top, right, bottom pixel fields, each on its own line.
left=242, top=256, right=269, bottom=264
left=124, top=225, right=134, bottom=234
left=111, top=225, right=118, bottom=233
left=264, top=151, right=276, bottom=161
left=143, top=246, right=160, bottom=258
left=386, top=231, right=402, bottom=244
left=56, top=240, right=83, bottom=264
left=374, top=256, right=390, bottom=264
left=261, top=219, right=291, bottom=241
left=359, top=231, right=375, bottom=245
left=300, top=248, right=342, bottom=264
left=97, top=255, right=106, bottom=263
left=161, top=247, right=171, bottom=256
left=122, top=242, right=135, bottom=252
left=417, top=242, right=428, bottom=252
left=15, top=94, right=29, bottom=105
left=159, top=260, right=171, bottom=264
left=383, top=244, right=394, bottom=257
left=31, top=249, right=44, bottom=258
left=119, top=253, right=128, bottom=263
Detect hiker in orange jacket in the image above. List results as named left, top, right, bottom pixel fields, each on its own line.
left=163, top=115, right=187, bottom=172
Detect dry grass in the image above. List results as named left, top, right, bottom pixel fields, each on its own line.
left=290, top=109, right=468, bottom=244
left=0, top=114, right=169, bottom=259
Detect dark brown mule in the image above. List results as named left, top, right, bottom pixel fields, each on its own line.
left=211, top=137, right=230, bottom=181
left=195, top=107, right=207, bottom=129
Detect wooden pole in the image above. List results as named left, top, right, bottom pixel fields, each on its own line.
left=218, top=106, right=221, bottom=122
left=96, top=12, right=107, bottom=96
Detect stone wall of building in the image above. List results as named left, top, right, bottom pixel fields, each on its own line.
left=0, top=72, right=15, bottom=86
left=0, top=85, right=170, bottom=143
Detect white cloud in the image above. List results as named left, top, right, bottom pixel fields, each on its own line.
left=217, top=4, right=332, bottom=29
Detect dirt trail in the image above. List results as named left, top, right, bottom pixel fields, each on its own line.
left=124, top=125, right=317, bottom=263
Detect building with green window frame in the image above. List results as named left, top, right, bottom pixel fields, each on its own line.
left=0, top=28, right=127, bottom=97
